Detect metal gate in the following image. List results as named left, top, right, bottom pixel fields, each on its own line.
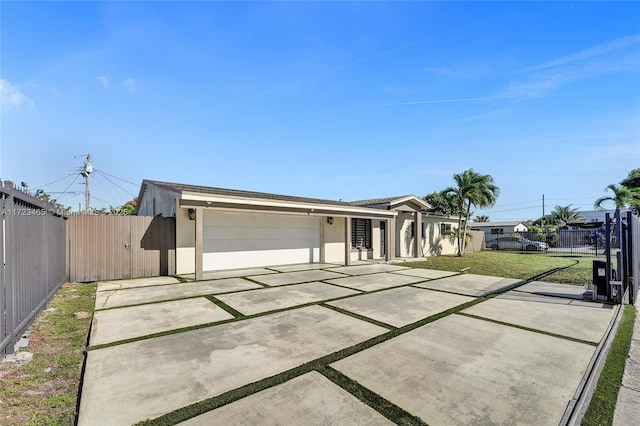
left=67, top=215, right=176, bottom=282
left=604, top=210, right=640, bottom=305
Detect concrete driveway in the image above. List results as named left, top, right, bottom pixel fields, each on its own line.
left=78, top=262, right=615, bottom=425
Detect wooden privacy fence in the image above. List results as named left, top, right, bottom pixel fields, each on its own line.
left=1, top=181, right=67, bottom=356
left=67, top=215, right=176, bottom=282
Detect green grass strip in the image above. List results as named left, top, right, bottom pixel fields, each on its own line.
left=316, top=365, right=428, bottom=426
left=456, top=312, right=598, bottom=346
left=87, top=316, right=241, bottom=351
left=204, top=295, right=245, bottom=318
left=582, top=304, right=637, bottom=426
left=320, top=303, right=397, bottom=330
left=241, top=276, right=271, bottom=287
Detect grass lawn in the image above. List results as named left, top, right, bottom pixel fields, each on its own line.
left=582, top=304, right=637, bottom=426
left=0, top=282, right=96, bottom=426
left=406, top=251, right=594, bottom=286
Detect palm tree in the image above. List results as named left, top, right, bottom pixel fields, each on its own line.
left=474, top=215, right=490, bottom=223
left=594, top=184, right=640, bottom=210
left=549, top=205, right=583, bottom=228
left=620, top=168, right=640, bottom=189
left=444, top=169, right=500, bottom=256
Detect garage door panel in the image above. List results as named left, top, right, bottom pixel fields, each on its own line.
left=204, top=237, right=320, bottom=253
left=203, top=248, right=320, bottom=271
left=204, top=213, right=318, bottom=228
left=202, top=212, right=321, bottom=270
left=204, top=226, right=319, bottom=241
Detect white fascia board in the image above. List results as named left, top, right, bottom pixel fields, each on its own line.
left=390, top=195, right=432, bottom=210
left=181, top=193, right=397, bottom=217
left=423, top=214, right=459, bottom=221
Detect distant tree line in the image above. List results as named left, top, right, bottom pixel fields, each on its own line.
left=19, top=182, right=137, bottom=215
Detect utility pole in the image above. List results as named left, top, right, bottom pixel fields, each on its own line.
left=541, top=194, right=545, bottom=230
left=80, top=154, right=93, bottom=213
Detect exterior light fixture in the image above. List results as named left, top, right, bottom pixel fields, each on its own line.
left=188, top=209, right=196, bottom=220
left=327, top=217, right=334, bottom=225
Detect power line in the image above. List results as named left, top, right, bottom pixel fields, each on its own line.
left=34, top=172, right=77, bottom=190
left=94, top=169, right=139, bottom=186
left=91, top=195, right=119, bottom=207
left=94, top=170, right=137, bottom=197
left=55, top=174, right=81, bottom=201
left=92, top=176, right=121, bottom=206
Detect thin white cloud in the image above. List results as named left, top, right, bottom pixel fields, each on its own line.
left=498, top=73, right=566, bottom=100
left=580, top=142, right=640, bottom=160
left=0, top=78, right=34, bottom=112
left=425, top=63, right=491, bottom=79
left=122, top=77, right=136, bottom=91
left=500, top=50, right=640, bottom=101
left=97, top=76, right=109, bottom=89
left=461, top=108, right=513, bottom=122
left=523, top=33, right=640, bottom=73
left=372, top=95, right=515, bottom=107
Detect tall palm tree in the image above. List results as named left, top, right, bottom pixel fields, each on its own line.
left=445, top=169, right=500, bottom=256
left=594, top=184, right=640, bottom=210
left=474, top=215, right=490, bottom=223
left=549, top=205, right=583, bottom=228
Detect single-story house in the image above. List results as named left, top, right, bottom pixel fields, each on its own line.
left=470, top=221, right=528, bottom=239
left=135, top=180, right=459, bottom=279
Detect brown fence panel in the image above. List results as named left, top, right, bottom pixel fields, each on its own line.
left=67, top=215, right=175, bottom=282
left=467, top=230, right=485, bottom=252
left=1, top=181, right=67, bottom=356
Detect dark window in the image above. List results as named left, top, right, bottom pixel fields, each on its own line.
left=491, top=228, right=504, bottom=234
left=421, top=221, right=426, bottom=239
left=352, top=218, right=372, bottom=248
left=440, top=223, right=452, bottom=234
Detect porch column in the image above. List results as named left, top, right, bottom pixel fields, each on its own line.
left=195, top=207, right=204, bottom=281
left=344, top=216, right=352, bottom=266
left=414, top=211, right=422, bottom=258
left=319, top=218, right=326, bottom=263
left=387, top=218, right=396, bottom=261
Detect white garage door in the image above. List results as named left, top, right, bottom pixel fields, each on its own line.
left=203, top=212, right=321, bottom=270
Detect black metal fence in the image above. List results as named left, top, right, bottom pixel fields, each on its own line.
left=1, top=181, right=68, bottom=356
left=483, top=229, right=606, bottom=256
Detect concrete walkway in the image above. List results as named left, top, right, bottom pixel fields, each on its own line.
left=77, top=264, right=616, bottom=425
left=613, top=306, right=640, bottom=425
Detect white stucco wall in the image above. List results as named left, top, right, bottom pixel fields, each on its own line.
left=397, top=212, right=414, bottom=258
left=176, top=204, right=196, bottom=274
left=371, top=221, right=381, bottom=259
left=421, top=217, right=458, bottom=256
left=323, top=217, right=346, bottom=264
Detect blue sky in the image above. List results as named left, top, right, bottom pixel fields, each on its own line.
left=1, top=1, right=639, bottom=220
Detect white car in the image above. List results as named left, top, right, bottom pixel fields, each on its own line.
left=486, top=236, right=548, bottom=251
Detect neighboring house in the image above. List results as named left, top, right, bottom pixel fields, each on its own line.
left=470, top=221, right=529, bottom=239
left=350, top=196, right=459, bottom=258
left=135, top=180, right=460, bottom=278
left=567, top=210, right=615, bottom=229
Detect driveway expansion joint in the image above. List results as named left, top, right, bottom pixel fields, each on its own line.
left=456, top=312, right=598, bottom=346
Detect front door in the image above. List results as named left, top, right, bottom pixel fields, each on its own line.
left=380, top=221, right=386, bottom=256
